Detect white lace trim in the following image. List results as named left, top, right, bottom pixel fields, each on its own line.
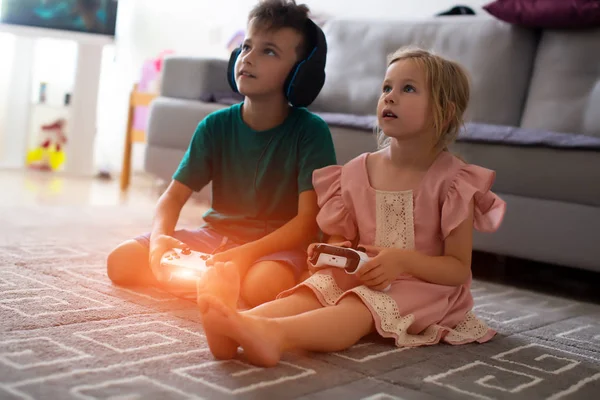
left=375, top=190, right=415, bottom=250
left=302, top=273, right=493, bottom=347
left=304, top=274, right=344, bottom=306
left=443, top=311, right=493, bottom=344
left=351, top=286, right=438, bottom=346
left=350, top=286, right=492, bottom=347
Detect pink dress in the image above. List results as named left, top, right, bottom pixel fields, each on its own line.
left=278, top=151, right=507, bottom=347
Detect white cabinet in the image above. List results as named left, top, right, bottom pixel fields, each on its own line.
left=0, top=22, right=112, bottom=176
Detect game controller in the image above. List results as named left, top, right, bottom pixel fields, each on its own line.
left=160, top=248, right=211, bottom=280
left=308, top=244, right=391, bottom=291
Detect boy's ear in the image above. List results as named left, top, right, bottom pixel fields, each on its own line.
left=283, top=19, right=327, bottom=107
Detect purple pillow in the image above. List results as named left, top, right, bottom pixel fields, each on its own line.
left=483, top=0, right=600, bottom=29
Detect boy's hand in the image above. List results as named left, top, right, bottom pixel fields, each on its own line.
left=149, top=234, right=189, bottom=282
left=356, top=245, right=405, bottom=291
left=306, top=240, right=352, bottom=275
left=206, top=245, right=257, bottom=276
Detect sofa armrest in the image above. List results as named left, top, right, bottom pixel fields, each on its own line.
left=160, top=56, right=233, bottom=101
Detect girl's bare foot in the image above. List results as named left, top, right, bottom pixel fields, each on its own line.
left=200, top=295, right=284, bottom=367
left=197, top=262, right=241, bottom=359
left=197, top=261, right=240, bottom=307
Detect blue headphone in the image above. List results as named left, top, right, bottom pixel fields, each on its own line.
left=226, top=19, right=327, bottom=108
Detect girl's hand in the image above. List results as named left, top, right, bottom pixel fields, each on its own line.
left=306, top=240, right=352, bottom=275
left=356, top=245, right=406, bottom=291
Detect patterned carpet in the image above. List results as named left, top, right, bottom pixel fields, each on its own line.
left=1, top=205, right=600, bottom=399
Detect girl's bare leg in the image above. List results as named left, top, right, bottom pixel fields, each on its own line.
left=199, top=293, right=374, bottom=367
left=243, top=286, right=323, bottom=318
left=197, top=264, right=323, bottom=359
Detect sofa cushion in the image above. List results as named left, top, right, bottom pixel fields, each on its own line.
left=472, top=193, right=600, bottom=272
left=316, top=115, right=600, bottom=206
left=314, top=113, right=600, bottom=150
left=460, top=123, right=600, bottom=149
left=584, top=81, right=600, bottom=135
left=329, top=126, right=378, bottom=165
left=161, top=57, right=232, bottom=101
left=483, top=0, right=600, bottom=29
left=310, top=16, right=538, bottom=127
left=451, top=141, right=600, bottom=207
left=326, top=121, right=600, bottom=207
left=146, top=98, right=226, bottom=150
left=520, top=28, right=600, bottom=138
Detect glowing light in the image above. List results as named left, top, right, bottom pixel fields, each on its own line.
left=173, top=269, right=195, bottom=279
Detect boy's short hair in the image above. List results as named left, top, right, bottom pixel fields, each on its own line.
left=248, top=0, right=313, bottom=60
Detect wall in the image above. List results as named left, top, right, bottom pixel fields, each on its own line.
left=114, top=0, right=490, bottom=87
left=301, top=0, right=489, bottom=19
left=0, top=33, right=14, bottom=155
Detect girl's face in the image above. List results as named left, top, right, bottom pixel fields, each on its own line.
left=376, top=59, right=434, bottom=143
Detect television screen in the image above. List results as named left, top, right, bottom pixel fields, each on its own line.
left=0, top=0, right=118, bottom=36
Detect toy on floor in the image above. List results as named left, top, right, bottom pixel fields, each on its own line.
left=26, top=118, right=68, bottom=171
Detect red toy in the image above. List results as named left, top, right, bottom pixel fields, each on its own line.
left=26, top=118, right=68, bottom=171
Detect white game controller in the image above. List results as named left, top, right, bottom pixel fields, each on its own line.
left=160, top=248, right=211, bottom=280
left=308, top=244, right=391, bottom=291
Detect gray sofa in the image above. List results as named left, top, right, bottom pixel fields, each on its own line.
left=144, top=15, right=600, bottom=272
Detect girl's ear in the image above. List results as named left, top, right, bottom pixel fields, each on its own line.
left=438, top=102, right=457, bottom=139
left=444, top=102, right=456, bottom=128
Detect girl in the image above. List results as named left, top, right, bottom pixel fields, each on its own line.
left=196, top=46, right=507, bottom=367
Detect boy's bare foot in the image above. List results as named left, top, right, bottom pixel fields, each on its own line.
left=200, top=295, right=284, bottom=367
left=197, top=262, right=241, bottom=359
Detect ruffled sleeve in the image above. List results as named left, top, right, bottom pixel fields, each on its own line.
left=312, top=165, right=357, bottom=240
left=441, top=164, right=506, bottom=239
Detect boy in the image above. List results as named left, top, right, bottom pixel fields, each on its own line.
left=106, top=0, right=337, bottom=308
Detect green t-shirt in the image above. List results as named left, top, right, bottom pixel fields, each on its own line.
left=173, top=102, right=337, bottom=243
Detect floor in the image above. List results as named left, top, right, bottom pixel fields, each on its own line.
left=2, top=168, right=600, bottom=400
left=0, top=168, right=209, bottom=220
left=0, top=169, right=162, bottom=207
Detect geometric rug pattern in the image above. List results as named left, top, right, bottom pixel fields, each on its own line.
left=1, top=206, right=599, bottom=399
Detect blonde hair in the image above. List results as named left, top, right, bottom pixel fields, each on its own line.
left=376, top=46, right=470, bottom=150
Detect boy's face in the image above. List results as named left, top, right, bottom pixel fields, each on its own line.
left=377, top=59, right=433, bottom=142
left=235, top=20, right=304, bottom=100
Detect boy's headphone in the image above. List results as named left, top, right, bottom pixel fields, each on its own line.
left=226, top=19, right=327, bottom=108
